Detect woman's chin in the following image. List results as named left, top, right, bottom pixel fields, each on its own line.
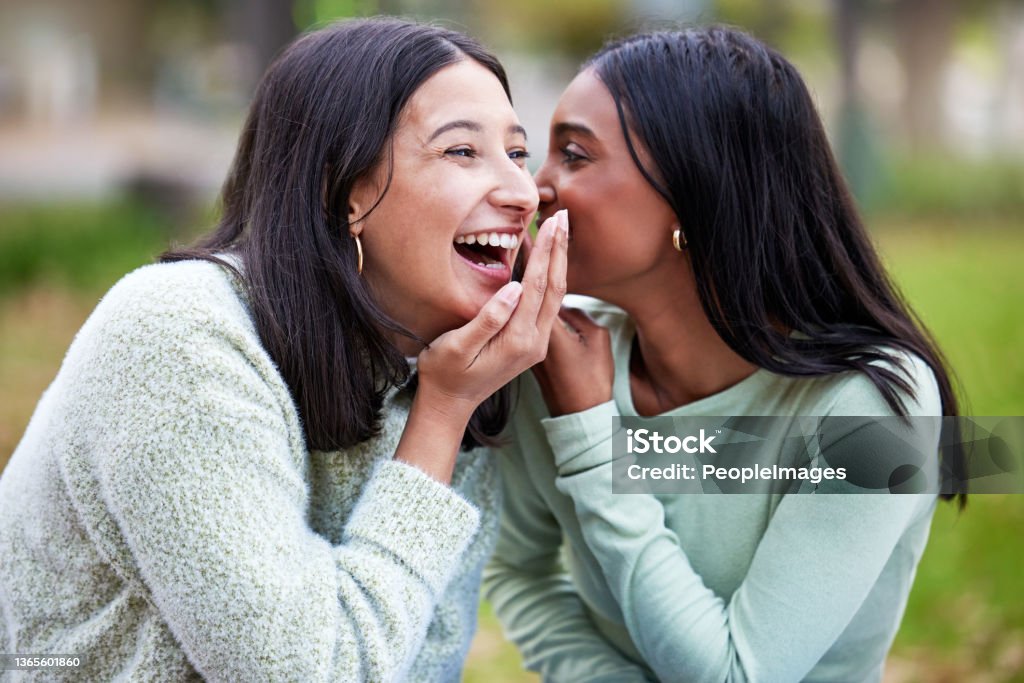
left=423, top=276, right=513, bottom=339
left=462, top=290, right=499, bottom=319
left=426, top=296, right=493, bottom=339
left=459, top=274, right=510, bottom=305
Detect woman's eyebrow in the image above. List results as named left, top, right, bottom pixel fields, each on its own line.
left=553, top=121, right=596, bottom=139
left=427, top=120, right=528, bottom=142
left=428, top=120, right=481, bottom=141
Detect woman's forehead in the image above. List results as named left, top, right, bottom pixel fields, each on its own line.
left=552, top=70, right=618, bottom=132
left=400, top=60, right=517, bottom=133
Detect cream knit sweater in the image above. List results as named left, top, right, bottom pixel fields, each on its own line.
left=0, top=260, right=499, bottom=682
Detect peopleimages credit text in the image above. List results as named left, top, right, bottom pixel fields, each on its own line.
left=625, top=427, right=846, bottom=485
left=609, top=416, right=1024, bottom=495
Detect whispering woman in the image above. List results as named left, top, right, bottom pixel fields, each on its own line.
left=0, top=17, right=569, bottom=682
left=485, top=26, right=965, bottom=683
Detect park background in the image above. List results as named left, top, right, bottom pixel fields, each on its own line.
left=0, top=0, right=1021, bottom=680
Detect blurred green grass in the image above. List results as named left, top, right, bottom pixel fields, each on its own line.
left=0, top=202, right=170, bottom=296
left=877, top=222, right=1024, bottom=415
left=873, top=218, right=1024, bottom=681
left=877, top=156, right=1024, bottom=220
left=0, top=204, right=1021, bottom=681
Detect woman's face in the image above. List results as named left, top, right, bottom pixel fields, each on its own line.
left=351, top=58, right=537, bottom=343
left=534, top=68, right=678, bottom=302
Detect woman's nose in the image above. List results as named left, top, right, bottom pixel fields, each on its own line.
left=533, top=156, right=556, bottom=207
left=492, top=162, right=540, bottom=217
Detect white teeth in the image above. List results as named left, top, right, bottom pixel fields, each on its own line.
left=484, top=263, right=504, bottom=269
left=454, top=231, right=520, bottom=249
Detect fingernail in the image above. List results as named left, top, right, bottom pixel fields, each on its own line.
left=499, top=281, right=523, bottom=305
left=558, top=209, right=569, bottom=237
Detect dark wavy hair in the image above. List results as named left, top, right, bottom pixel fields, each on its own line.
left=587, top=26, right=966, bottom=505
left=163, top=17, right=514, bottom=452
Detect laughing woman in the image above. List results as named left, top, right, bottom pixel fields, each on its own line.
left=485, top=27, right=965, bottom=683
left=0, top=18, right=568, bottom=682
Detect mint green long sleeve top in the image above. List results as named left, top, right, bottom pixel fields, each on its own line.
left=0, top=260, right=498, bottom=682
left=484, top=296, right=941, bottom=683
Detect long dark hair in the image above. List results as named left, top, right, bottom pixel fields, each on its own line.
left=588, top=26, right=966, bottom=505
left=163, top=17, right=513, bottom=452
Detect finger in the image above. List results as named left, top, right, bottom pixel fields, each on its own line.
left=559, top=307, right=603, bottom=334
left=547, top=311, right=580, bottom=346
left=534, top=210, right=569, bottom=334
left=557, top=315, right=579, bottom=336
left=551, top=313, right=595, bottom=351
left=547, top=308, right=607, bottom=355
left=513, top=212, right=559, bottom=323
left=547, top=319, right=583, bottom=355
left=549, top=315, right=585, bottom=348
left=449, top=281, right=523, bottom=357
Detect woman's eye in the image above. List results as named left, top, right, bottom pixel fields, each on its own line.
left=445, top=147, right=476, bottom=159
left=561, top=145, right=588, bottom=164
left=508, top=149, right=531, bottom=163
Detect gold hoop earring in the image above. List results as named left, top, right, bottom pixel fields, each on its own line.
left=672, top=228, right=688, bottom=252
left=352, top=233, right=364, bottom=275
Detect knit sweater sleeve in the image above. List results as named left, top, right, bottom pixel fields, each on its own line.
left=543, top=358, right=941, bottom=683
left=483, top=383, right=653, bottom=683
left=64, top=265, right=480, bottom=682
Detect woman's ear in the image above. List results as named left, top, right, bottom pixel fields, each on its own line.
left=348, top=168, right=383, bottom=233
left=347, top=184, right=363, bottom=228
left=347, top=202, right=362, bottom=237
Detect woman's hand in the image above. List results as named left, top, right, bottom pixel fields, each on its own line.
left=395, top=210, right=569, bottom=481
left=418, top=209, right=569, bottom=411
left=513, top=221, right=613, bottom=417
left=532, top=306, right=614, bottom=418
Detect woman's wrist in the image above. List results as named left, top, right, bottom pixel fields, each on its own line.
left=392, top=388, right=475, bottom=483
left=534, top=367, right=612, bottom=417
left=554, top=388, right=612, bottom=417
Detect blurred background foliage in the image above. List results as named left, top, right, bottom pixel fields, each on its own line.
left=0, top=0, right=1021, bottom=681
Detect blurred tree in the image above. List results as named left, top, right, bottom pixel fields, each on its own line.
left=470, top=0, right=624, bottom=59
left=715, top=0, right=792, bottom=46
left=293, top=0, right=375, bottom=28
left=835, top=0, right=884, bottom=205
left=888, top=0, right=956, bottom=152
left=835, top=0, right=892, bottom=208
left=627, top=0, right=712, bottom=26
left=225, top=0, right=297, bottom=77
left=90, top=0, right=162, bottom=98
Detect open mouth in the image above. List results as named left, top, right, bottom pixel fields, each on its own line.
left=453, top=231, right=519, bottom=271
